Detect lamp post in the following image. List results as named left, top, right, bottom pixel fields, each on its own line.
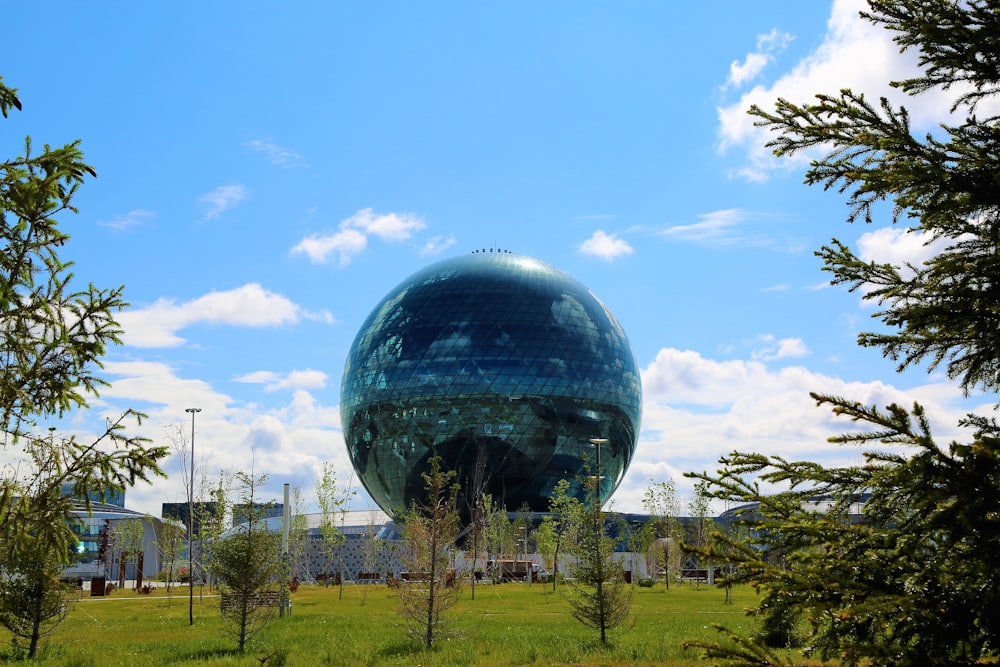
left=185, top=407, right=201, bottom=626
left=589, top=437, right=608, bottom=510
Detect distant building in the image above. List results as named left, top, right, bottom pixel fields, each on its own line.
left=161, top=501, right=220, bottom=535
left=60, top=481, right=124, bottom=508
left=62, top=501, right=169, bottom=583
left=231, top=502, right=284, bottom=527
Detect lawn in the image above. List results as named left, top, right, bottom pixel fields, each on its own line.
left=3, top=581, right=770, bottom=666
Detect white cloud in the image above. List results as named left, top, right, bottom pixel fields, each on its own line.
left=856, top=226, right=952, bottom=267
left=578, top=230, right=634, bottom=260
left=291, top=228, right=368, bottom=266
left=290, top=208, right=427, bottom=266
left=608, top=346, right=985, bottom=509
left=849, top=226, right=967, bottom=296
left=343, top=208, right=426, bottom=242
left=750, top=334, right=810, bottom=361
left=713, top=0, right=989, bottom=181
left=234, top=369, right=328, bottom=392
left=98, top=209, right=154, bottom=231
left=199, top=184, right=247, bottom=221
left=244, top=139, right=306, bottom=167
left=45, top=343, right=988, bottom=519
left=82, top=360, right=351, bottom=517
left=420, top=234, right=457, bottom=257
left=118, top=283, right=333, bottom=348
left=660, top=209, right=746, bottom=243
left=725, top=28, right=794, bottom=89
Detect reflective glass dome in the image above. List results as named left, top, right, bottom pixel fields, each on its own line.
left=340, top=251, right=642, bottom=519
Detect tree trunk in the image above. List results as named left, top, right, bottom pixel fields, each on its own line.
left=28, top=601, right=41, bottom=659
left=425, top=534, right=437, bottom=648
left=552, top=537, right=561, bottom=592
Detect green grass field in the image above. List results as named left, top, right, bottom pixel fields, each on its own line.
left=3, top=582, right=770, bottom=666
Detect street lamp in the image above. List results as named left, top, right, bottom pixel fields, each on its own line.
left=185, top=407, right=201, bottom=626
left=589, top=437, right=608, bottom=509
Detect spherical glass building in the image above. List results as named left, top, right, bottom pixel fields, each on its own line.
left=340, top=251, right=642, bottom=519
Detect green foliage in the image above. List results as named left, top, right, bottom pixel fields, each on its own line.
left=686, top=394, right=1000, bottom=666
left=533, top=514, right=557, bottom=574
left=564, top=464, right=632, bottom=644
left=397, top=456, right=461, bottom=649
left=682, top=3, right=1000, bottom=665
left=0, top=515, right=75, bottom=658
left=637, top=479, right=681, bottom=588
left=156, top=521, right=186, bottom=591
left=314, top=462, right=353, bottom=592
left=0, top=85, right=117, bottom=436
left=0, top=76, right=168, bottom=656
left=286, top=485, right=311, bottom=582
left=208, top=472, right=283, bottom=653
left=749, top=0, right=1000, bottom=397
left=548, top=478, right=583, bottom=591
left=0, top=417, right=166, bottom=658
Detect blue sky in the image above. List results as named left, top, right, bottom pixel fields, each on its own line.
left=5, top=0, right=992, bottom=517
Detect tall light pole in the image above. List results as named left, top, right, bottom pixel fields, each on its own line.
left=589, top=437, right=608, bottom=510
left=185, top=407, right=201, bottom=626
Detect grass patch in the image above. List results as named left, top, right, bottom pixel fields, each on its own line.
left=0, top=582, right=772, bottom=666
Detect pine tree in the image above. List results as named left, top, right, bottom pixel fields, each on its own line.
left=0, top=508, right=75, bottom=658
left=0, top=76, right=167, bottom=655
left=564, top=464, right=632, bottom=644
left=750, top=0, right=1000, bottom=397
left=208, top=472, right=282, bottom=653
left=685, top=3, right=1000, bottom=663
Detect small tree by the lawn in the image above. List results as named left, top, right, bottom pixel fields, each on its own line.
left=464, top=445, right=489, bottom=599
left=0, top=418, right=166, bottom=658
left=157, top=521, right=186, bottom=595
left=683, top=481, right=714, bottom=589
left=114, top=517, right=145, bottom=590
left=315, top=462, right=353, bottom=595
left=286, top=484, right=311, bottom=583
left=548, top=478, right=583, bottom=591
left=640, top=479, right=681, bottom=589
left=96, top=520, right=114, bottom=579
left=534, top=515, right=557, bottom=582
left=0, top=535, right=74, bottom=659
left=197, top=474, right=231, bottom=592
left=514, top=502, right=533, bottom=577
left=482, top=494, right=513, bottom=581
left=208, top=471, right=282, bottom=653
left=397, top=456, right=461, bottom=649
left=564, top=464, right=632, bottom=644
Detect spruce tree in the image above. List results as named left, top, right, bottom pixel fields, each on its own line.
left=751, top=0, right=1000, bottom=396
left=209, top=472, right=283, bottom=653
left=684, top=2, right=1000, bottom=665
left=0, top=76, right=168, bottom=657
left=564, top=464, right=632, bottom=645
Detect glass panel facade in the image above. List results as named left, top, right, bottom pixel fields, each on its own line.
left=341, top=252, right=642, bottom=519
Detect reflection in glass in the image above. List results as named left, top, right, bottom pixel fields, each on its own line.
left=341, top=251, right=642, bottom=520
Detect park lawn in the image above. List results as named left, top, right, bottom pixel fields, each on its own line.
left=2, top=582, right=780, bottom=666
